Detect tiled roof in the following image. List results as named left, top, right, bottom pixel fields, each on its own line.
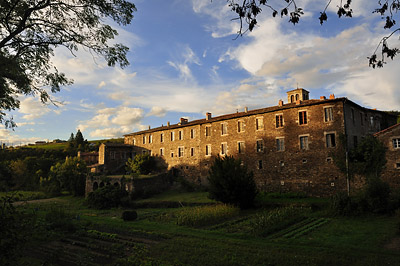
left=125, top=97, right=393, bottom=136
left=374, top=123, right=400, bottom=137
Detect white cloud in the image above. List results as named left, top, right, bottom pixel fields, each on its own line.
left=148, top=106, right=167, bottom=117
left=78, top=106, right=145, bottom=138
left=0, top=129, right=40, bottom=145
left=167, top=45, right=201, bottom=81
left=19, top=98, right=51, bottom=120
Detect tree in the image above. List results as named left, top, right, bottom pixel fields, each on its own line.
left=49, top=156, right=87, bottom=196
left=226, top=0, right=400, bottom=68
left=126, top=154, right=157, bottom=176
left=208, top=155, right=258, bottom=209
left=0, top=0, right=136, bottom=128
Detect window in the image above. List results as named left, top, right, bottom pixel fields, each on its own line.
left=256, top=117, right=264, bottom=130
left=160, top=148, right=164, bottom=156
left=396, top=162, right=400, bottom=169
left=170, top=131, right=175, bottom=141
left=160, top=133, right=164, bottom=143
left=276, top=114, right=283, bottom=128
left=238, top=141, right=245, bottom=154
left=299, top=111, right=307, bottom=125
left=238, top=121, right=244, bottom=132
left=205, top=144, right=211, bottom=156
left=256, top=140, right=264, bottom=152
left=110, top=151, right=115, bottom=160
left=290, top=95, right=294, bottom=103
left=258, top=160, right=263, bottom=169
left=190, top=128, right=196, bottom=139
left=370, top=116, right=374, bottom=126
left=360, top=113, right=364, bottom=126
left=178, top=147, right=184, bottom=157
left=351, top=108, right=355, bottom=125
left=179, top=130, right=183, bottom=140
left=324, top=107, right=333, bottom=122
left=190, top=147, right=195, bottom=156
left=205, top=126, right=211, bottom=137
left=221, top=143, right=227, bottom=155
left=142, top=135, right=146, bottom=144
left=326, top=133, right=336, bottom=148
left=170, top=152, right=174, bottom=158
left=149, top=134, right=152, bottom=143
left=353, top=136, right=358, bottom=148
left=300, top=136, right=309, bottom=150
left=221, top=123, right=227, bottom=135
left=295, top=94, right=299, bottom=101
left=393, top=138, right=400, bottom=149
left=276, top=138, right=285, bottom=151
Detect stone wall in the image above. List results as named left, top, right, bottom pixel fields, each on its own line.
left=376, top=124, right=400, bottom=190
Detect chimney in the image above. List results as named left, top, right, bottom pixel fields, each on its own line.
left=244, top=107, right=248, bottom=113
left=329, top=94, right=335, bottom=99
left=167, top=121, right=170, bottom=127
left=206, top=112, right=212, bottom=120
left=278, top=100, right=284, bottom=107
left=180, top=117, right=188, bottom=125
left=320, top=96, right=326, bottom=100
left=148, top=125, right=151, bottom=130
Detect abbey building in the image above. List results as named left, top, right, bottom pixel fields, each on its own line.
left=120, top=89, right=399, bottom=196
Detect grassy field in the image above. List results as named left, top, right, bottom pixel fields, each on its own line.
left=13, top=190, right=400, bottom=266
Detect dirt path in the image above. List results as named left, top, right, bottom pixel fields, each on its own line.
left=13, top=197, right=67, bottom=206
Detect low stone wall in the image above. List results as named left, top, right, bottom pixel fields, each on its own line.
left=85, top=172, right=172, bottom=197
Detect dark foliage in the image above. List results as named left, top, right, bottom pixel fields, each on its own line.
left=0, top=0, right=136, bottom=127
left=331, top=178, right=392, bottom=215
left=208, top=155, right=258, bottom=209
left=87, top=185, right=128, bottom=209
left=0, top=195, right=36, bottom=265
left=122, top=210, right=138, bottom=221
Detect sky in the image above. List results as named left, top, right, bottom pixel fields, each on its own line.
left=1, top=0, right=400, bottom=146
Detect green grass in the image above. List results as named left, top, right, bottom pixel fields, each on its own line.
left=24, top=142, right=68, bottom=150
left=135, top=189, right=215, bottom=204
left=12, top=192, right=400, bottom=266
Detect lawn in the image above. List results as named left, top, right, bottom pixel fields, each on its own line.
left=10, top=190, right=400, bottom=266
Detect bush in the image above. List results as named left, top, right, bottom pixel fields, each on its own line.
left=330, top=192, right=357, bottom=216
left=175, top=204, right=239, bottom=227
left=360, top=177, right=391, bottom=214
left=122, top=210, right=138, bottom=221
left=87, top=185, right=128, bottom=209
left=208, top=155, right=258, bottom=209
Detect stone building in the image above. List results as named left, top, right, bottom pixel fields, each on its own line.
left=123, top=89, right=397, bottom=196
left=374, top=123, right=400, bottom=190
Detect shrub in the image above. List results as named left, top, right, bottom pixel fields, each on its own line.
left=360, top=177, right=391, bottom=214
left=176, top=204, right=239, bottom=227
left=87, top=185, right=128, bottom=209
left=122, top=210, right=138, bottom=221
left=208, top=155, right=258, bottom=209
left=330, top=192, right=358, bottom=216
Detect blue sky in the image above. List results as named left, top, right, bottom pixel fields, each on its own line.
left=1, top=0, right=400, bottom=145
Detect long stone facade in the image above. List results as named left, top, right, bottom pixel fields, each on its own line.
left=123, top=89, right=397, bottom=196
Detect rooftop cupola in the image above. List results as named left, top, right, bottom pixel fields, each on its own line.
left=287, top=88, right=310, bottom=103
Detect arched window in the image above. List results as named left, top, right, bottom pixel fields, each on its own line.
left=290, top=95, right=294, bottom=103
left=295, top=94, right=299, bottom=101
